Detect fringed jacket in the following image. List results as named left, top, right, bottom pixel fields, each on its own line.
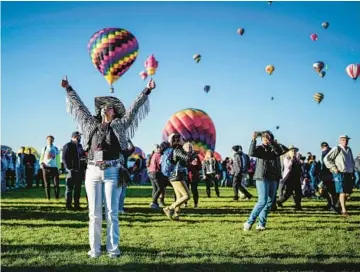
left=65, top=86, right=150, bottom=164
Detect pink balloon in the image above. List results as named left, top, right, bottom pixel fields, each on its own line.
left=310, top=34, right=318, bottom=41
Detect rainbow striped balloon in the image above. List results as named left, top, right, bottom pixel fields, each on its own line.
left=162, top=108, right=216, bottom=158
left=88, top=28, right=139, bottom=90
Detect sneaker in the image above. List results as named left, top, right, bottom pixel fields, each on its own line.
left=149, top=203, right=159, bottom=209
left=173, top=212, right=180, bottom=220
left=163, top=207, right=174, bottom=220
left=87, top=250, right=101, bottom=258
left=159, top=202, right=166, bottom=208
left=243, top=222, right=252, bottom=231
left=256, top=225, right=266, bottom=231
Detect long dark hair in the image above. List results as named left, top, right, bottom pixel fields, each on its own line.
left=146, top=151, right=155, bottom=168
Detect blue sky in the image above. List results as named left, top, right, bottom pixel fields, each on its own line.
left=1, top=1, right=360, bottom=159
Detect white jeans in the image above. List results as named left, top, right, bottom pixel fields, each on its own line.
left=85, top=163, right=122, bottom=257
left=16, top=166, right=26, bottom=187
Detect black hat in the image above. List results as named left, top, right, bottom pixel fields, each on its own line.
left=71, top=131, right=82, bottom=138
left=232, top=145, right=242, bottom=152
left=320, top=142, right=329, bottom=147
left=94, top=96, right=126, bottom=119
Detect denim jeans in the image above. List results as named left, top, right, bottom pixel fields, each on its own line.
left=85, top=163, right=122, bottom=257
left=247, top=180, right=277, bottom=227
left=118, top=184, right=127, bottom=211
left=355, top=171, right=360, bottom=189
left=16, top=166, right=26, bottom=188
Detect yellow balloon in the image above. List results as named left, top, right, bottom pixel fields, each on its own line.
left=265, top=65, right=275, bottom=75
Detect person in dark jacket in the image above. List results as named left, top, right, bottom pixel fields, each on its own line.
left=187, top=147, right=202, bottom=208
left=24, top=148, right=36, bottom=188
left=232, top=145, right=252, bottom=200
left=319, top=142, right=339, bottom=213
left=244, top=131, right=288, bottom=231
left=62, top=131, right=83, bottom=210
left=202, top=150, right=221, bottom=198
left=163, top=133, right=193, bottom=220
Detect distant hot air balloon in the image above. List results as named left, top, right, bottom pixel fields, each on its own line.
left=276, top=126, right=280, bottom=130
left=346, top=64, right=360, bottom=81
left=321, top=22, right=329, bottom=29
left=162, top=108, right=216, bottom=159
left=237, top=28, right=245, bottom=36
left=265, top=65, right=275, bottom=75
left=268, top=1, right=272, bottom=6
left=271, top=96, right=274, bottom=100
left=204, top=85, right=211, bottom=93
left=313, top=61, right=325, bottom=73
left=313, top=92, right=324, bottom=104
left=310, top=34, right=318, bottom=41
left=319, top=71, right=326, bottom=78
left=193, top=54, right=201, bottom=63
left=88, top=28, right=139, bottom=93
left=139, top=71, right=148, bottom=80
left=144, top=54, right=158, bottom=76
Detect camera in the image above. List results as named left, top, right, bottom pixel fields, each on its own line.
left=254, top=131, right=263, bottom=138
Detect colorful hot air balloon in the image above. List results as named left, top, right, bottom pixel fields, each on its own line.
left=129, top=146, right=146, bottom=160
left=193, top=54, right=201, bottom=63
left=204, top=85, right=210, bottom=93
left=237, top=28, right=245, bottom=36
left=139, top=71, right=148, bottom=80
left=346, top=64, right=360, bottom=81
left=310, top=34, right=318, bottom=41
left=319, top=71, right=326, bottom=78
left=265, top=65, right=275, bottom=75
left=321, top=22, right=329, bottom=29
left=162, top=108, right=216, bottom=159
left=214, top=151, right=222, bottom=161
left=313, top=92, right=324, bottom=104
left=144, top=54, right=158, bottom=76
left=88, top=28, right=139, bottom=93
left=313, top=61, right=325, bottom=73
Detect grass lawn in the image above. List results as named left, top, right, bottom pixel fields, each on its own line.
left=1, top=182, right=360, bottom=272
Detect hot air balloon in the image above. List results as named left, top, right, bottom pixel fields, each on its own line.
left=139, top=71, right=148, bottom=80
left=193, top=54, right=201, bottom=63
left=265, top=65, right=275, bottom=75
left=313, top=61, right=325, bottom=73
left=321, top=22, right=329, bottom=29
left=214, top=151, right=222, bottom=161
left=162, top=108, right=216, bottom=159
left=204, top=85, right=210, bottom=93
left=310, top=34, right=318, bottom=41
left=237, top=28, right=245, bottom=36
left=88, top=28, right=139, bottom=93
left=271, top=97, right=274, bottom=101
left=319, top=71, right=326, bottom=78
left=276, top=126, right=280, bottom=130
left=268, top=1, right=272, bottom=6
left=144, top=54, right=158, bottom=76
left=346, top=64, right=360, bottom=81
left=129, top=146, right=146, bottom=160
left=313, top=93, right=324, bottom=104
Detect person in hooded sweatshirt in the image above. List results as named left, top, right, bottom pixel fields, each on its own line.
left=244, top=131, right=288, bottom=231
left=232, top=145, right=253, bottom=201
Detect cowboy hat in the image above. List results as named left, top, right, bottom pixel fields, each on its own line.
left=288, top=145, right=299, bottom=152
left=94, top=96, right=126, bottom=119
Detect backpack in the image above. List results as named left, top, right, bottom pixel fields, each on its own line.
left=160, top=148, right=175, bottom=177
left=241, top=153, right=250, bottom=173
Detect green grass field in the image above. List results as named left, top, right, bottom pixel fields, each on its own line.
left=1, top=182, right=360, bottom=272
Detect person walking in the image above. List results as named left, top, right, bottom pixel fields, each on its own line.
left=202, top=150, right=221, bottom=198
left=232, top=145, right=252, bottom=201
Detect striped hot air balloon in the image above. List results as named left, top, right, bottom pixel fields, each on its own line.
left=162, top=108, right=216, bottom=159
left=346, top=64, right=360, bottom=81
left=313, top=93, right=324, bottom=104
left=193, top=54, right=201, bottom=63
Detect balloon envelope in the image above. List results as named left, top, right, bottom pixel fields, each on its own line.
left=313, top=93, right=324, bottom=104
left=88, top=28, right=139, bottom=86
left=237, top=28, right=245, bottom=35
left=346, top=64, right=360, bottom=81
left=162, top=108, right=216, bottom=158
left=265, top=65, right=275, bottom=75
left=310, top=34, right=318, bottom=41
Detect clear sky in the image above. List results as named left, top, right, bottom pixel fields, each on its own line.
left=1, top=1, right=360, bottom=159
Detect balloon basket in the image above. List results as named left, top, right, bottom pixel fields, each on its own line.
left=110, top=87, right=114, bottom=93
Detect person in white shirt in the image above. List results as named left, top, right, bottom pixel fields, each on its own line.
left=39, top=135, right=60, bottom=200
left=16, top=147, right=26, bottom=188
left=324, top=135, right=355, bottom=217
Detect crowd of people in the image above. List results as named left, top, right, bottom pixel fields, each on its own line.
left=1, top=76, right=359, bottom=259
